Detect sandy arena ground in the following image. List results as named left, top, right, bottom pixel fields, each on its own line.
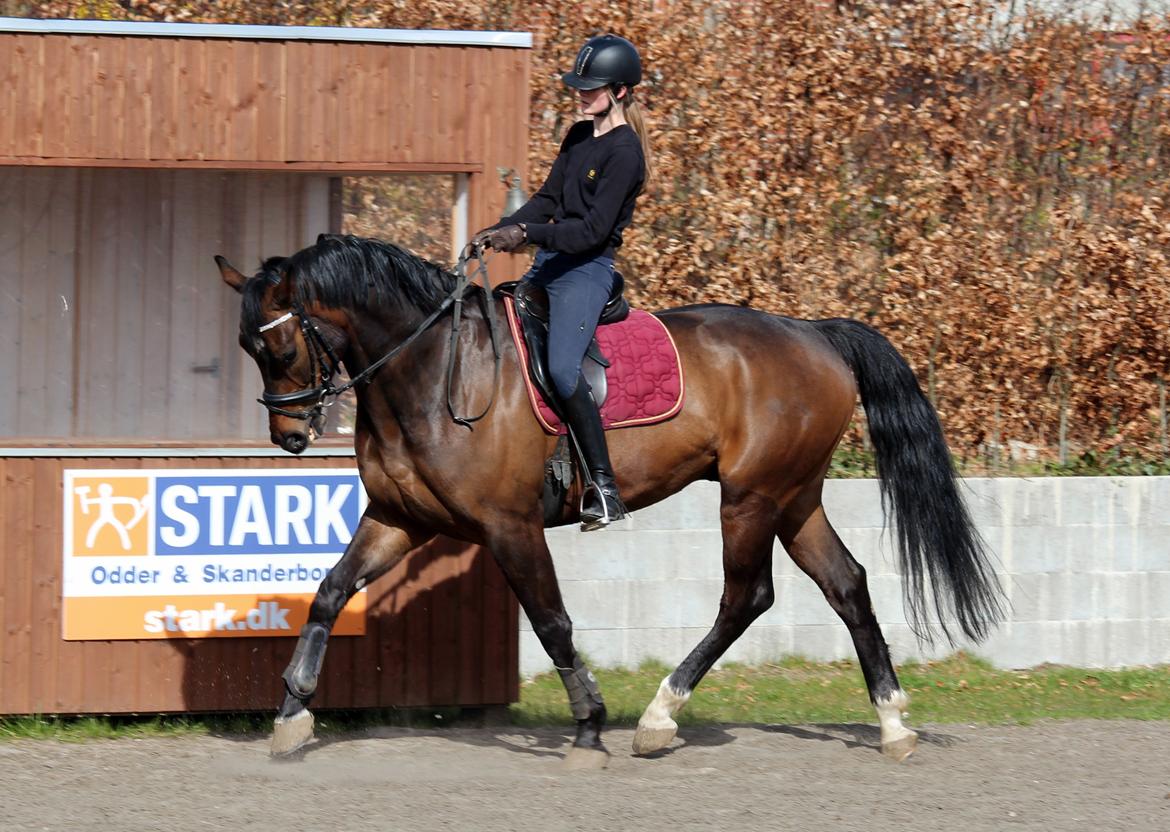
left=2, top=721, right=1168, bottom=831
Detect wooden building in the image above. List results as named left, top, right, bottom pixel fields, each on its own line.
left=0, top=18, right=528, bottom=715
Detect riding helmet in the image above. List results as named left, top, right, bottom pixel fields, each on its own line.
left=562, top=34, right=642, bottom=90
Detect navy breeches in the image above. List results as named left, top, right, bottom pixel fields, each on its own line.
left=522, top=249, right=616, bottom=399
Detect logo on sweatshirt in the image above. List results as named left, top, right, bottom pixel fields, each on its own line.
left=587, top=168, right=597, bottom=181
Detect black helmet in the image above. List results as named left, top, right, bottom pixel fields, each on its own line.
left=562, top=34, right=642, bottom=91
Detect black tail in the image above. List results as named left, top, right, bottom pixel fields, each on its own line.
left=814, top=318, right=1005, bottom=645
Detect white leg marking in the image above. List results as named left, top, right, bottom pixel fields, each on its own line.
left=270, top=708, right=315, bottom=757
left=638, top=675, right=691, bottom=730
left=875, top=689, right=915, bottom=745
left=274, top=708, right=313, bottom=727
left=632, top=675, right=693, bottom=754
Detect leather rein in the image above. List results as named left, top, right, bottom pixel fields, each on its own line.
left=256, top=246, right=502, bottom=432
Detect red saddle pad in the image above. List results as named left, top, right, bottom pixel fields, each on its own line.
left=503, top=297, right=685, bottom=435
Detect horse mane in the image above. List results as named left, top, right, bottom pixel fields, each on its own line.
left=242, top=235, right=460, bottom=333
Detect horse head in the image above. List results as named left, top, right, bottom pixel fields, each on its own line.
left=216, top=252, right=348, bottom=455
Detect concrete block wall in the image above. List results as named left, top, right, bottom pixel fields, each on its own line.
left=520, top=477, right=1170, bottom=675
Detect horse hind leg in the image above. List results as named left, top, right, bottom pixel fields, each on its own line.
left=634, top=487, right=778, bottom=754
left=271, top=515, right=427, bottom=757
left=779, top=503, right=917, bottom=761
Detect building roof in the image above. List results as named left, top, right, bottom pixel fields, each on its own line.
left=0, top=16, right=531, bottom=48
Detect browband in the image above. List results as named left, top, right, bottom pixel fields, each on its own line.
left=259, top=311, right=296, bottom=333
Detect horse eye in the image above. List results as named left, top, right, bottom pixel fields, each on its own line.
left=281, top=349, right=297, bottom=365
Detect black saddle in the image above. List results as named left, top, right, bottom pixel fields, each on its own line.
left=497, top=273, right=629, bottom=417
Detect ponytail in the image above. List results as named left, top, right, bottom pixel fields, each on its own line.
left=608, top=87, right=654, bottom=185
left=623, top=96, right=654, bottom=185
left=603, top=86, right=659, bottom=186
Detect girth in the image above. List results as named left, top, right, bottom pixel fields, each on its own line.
left=496, top=273, right=629, bottom=418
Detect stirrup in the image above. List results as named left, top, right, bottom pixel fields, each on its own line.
left=579, top=482, right=627, bottom=532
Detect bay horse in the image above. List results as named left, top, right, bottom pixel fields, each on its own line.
left=216, top=234, right=1003, bottom=767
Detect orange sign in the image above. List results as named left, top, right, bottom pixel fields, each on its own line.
left=69, top=475, right=151, bottom=556
left=62, top=593, right=366, bottom=640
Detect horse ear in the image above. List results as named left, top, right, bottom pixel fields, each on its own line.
left=215, top=255, right=247, bottom=293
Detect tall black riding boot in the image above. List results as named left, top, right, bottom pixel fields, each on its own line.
left=559, top=375, right=627, bottom=530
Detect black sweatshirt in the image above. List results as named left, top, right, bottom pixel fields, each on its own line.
left=502, top=121, right=645, bottom=259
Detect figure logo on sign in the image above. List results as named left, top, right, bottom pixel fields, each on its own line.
left=75, top=482, right=149, bottom=552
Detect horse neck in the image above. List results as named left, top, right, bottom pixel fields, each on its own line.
left=342, top=291, right=497, bottom=414
left=341, top=300, right=436, bottom=371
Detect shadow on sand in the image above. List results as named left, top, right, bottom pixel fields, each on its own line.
left=164, top=536, right=517, bottom=744
left=252, top=718, right=958, bottom=765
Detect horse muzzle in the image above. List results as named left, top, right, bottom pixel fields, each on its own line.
left=279, top=431, right=309, bottom=455
left=259, top=388, right=329, bottom=453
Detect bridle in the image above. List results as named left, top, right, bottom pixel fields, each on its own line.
left=255, top=245, right=502, bottom=433
left=255, top=299, right=345, bottom=429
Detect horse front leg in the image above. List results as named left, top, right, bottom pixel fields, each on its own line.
left=272, top=510, right=430, bottom=757
left=485, top=519, right=609, bottom=771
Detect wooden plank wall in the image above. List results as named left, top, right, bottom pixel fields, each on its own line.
left=0, top=453, right=519, bottom=715
left=0, top=167, right=75, bottom=437
left=0, top=166, right=337, bottom=439
left=0, top=35, right=527, bottom=178
left=0, top=34, right=530, bottom=249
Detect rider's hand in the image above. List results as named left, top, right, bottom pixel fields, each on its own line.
left=487, top=224, right=527, bottom=253
left=470, top=227, right=495, bottom=250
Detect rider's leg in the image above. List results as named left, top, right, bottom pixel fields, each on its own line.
left=559, top=372, right=626, bottom=528
left=539, top=256, right=625, bottom=528
left=533, top=255, right=615, bottom=400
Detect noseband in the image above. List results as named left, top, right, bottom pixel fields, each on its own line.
left=255, top=247, right=501, bottom=431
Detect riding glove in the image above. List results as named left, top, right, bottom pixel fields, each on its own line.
left=487, top=224, right=528, bottom=252
left=470, top=227, right=494, bottom=249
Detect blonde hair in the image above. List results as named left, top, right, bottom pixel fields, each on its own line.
left=608, top=88, right=655, bottom=186
left=624, top=96, right=654, bottom=186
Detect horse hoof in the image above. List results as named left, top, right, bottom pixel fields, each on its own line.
left=881, top=730, right=918, bottom=762
left=632, top=721, right=678, bottom=755
left=270, top=709, right=315, bottom=758
left=562, top=746, right=610, bottom=771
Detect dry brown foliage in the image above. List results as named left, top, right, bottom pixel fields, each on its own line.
left=26, top=1, right=1170, bottom=464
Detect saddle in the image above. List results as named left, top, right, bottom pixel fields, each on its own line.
left=495, top=274, right=629, bottom=418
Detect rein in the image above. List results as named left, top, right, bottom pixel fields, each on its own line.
left=257, top=246, right=502, bottom=432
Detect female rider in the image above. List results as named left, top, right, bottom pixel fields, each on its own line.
left=474, top=34, right=652, bottom=531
